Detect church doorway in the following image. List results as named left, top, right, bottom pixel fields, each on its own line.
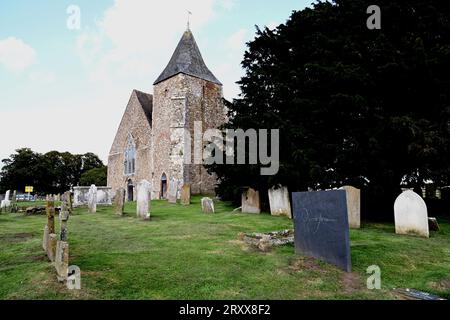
left=161, top=173, right=168, bottom=199
left=127, top=180, right=134, bottom=201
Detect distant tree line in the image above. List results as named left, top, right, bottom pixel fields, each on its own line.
left=0, top=148, right=107, bottom=194
left=208, top=0, right=450, bottom=219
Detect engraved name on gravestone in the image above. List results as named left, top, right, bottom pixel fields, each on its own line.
left=292, top=190, right=352, bottom=272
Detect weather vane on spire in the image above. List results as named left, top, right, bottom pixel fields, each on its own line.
left=187, top=10, right=192, bottom=30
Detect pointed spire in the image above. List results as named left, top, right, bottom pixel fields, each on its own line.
left=153, top=30, right=222, bottom=86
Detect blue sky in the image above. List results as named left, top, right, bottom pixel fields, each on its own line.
left=0, top=0, right=311, bottom=164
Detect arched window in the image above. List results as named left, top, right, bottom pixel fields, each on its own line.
left=124, top=135, right=136, bottom=176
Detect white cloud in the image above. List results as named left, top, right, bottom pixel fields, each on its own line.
left=28, top=70, right=56, bottom=85
left=0, top=37, right=36, bottom=72
left=218, top=0, right=236, bottom=10
left=77, top=0, right=217, bottom=84
left=227, top=28, right=249, bottom=53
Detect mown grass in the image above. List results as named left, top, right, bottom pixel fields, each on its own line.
left=0, top=196, right=449, bottom=300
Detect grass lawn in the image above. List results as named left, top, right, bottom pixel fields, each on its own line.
left=0, top=196, right=449, bottom=300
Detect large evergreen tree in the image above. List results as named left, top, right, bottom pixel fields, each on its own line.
left=209, top=0, right=450, bottom=218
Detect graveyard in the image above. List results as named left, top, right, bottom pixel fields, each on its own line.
left=0, top=196, right=449, bottom=300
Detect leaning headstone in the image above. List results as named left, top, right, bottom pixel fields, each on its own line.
left=341, top=186, right=361, bottom=229
left=168, top=178, right=179, bottom=204
left=268, top=186, right=292, bottom=218
left=55, top=240, right=69, bottom=282
left=180, top=184, right=191, bottom=206
left=114, top=188, right=125, bottom=216
left=292, top=190, right=352, bottom=272
left=202, top=197, right=215, bottom=214
left=88, top=185, right=97, bottom=213
left=394, top=190, right=429, bottom=238
left=429, top=218, right=440, bottom=232
left=242, top=188, right=261, bottom=214
left=136, top=180, right=151, bottom=220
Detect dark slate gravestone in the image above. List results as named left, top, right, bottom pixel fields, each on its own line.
left=292, top=190, right=352, bottom=272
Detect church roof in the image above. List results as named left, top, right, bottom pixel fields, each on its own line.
left=153, top=30, right=222, bottom=86
left=133, top=89, right=153, bottom=124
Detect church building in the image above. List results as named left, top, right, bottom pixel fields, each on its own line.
left=107, top=29, right=226, bottom=200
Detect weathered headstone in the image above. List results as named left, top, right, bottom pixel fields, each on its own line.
left=168, top=178, right=179, bottom=204
left=59, top=194, right=70, bottom=242
left=292, top=190, right=352, bottom=272
left=42, top=225, right=49, bottom=251
left=45, top=195, right=57, bottom=262
left=88, top=185, right=97, bottom=213
left=341, top=186, right=361, bottom=229
left=1, top=190, right=11, bottom=210
left=136, top=180, right=151, bottom=220
left=180, top=184, right=191, bottom=206
left=394, top=190, right=429, bottom=238
left=268, top=186, right=292, bottom=218
left=201, top=197, right=215, bottom=214
left=429, top=218, right=440, bottom=232
left=114, top=188, right=125, bottom=216
left=242, top=188, right=261, bottom=214
left=55, top=240, right=69, bottom=282
left=48, top=233, right=57, bottom=262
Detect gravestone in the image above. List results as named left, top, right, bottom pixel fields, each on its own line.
left=42, top=225, right=49, bottom=251
left=48, top=234, right=58, bottom=262
left=59, top=194, right=70, bottom=242
left=341, top=186, right=361, bottom=229
left=180, top=184, right=191, bottom=206
left=136, top=180, right=151, bottom=220
left=55, top=241, right=69, bottom=282
left=168, top=178, right=179, bottom=204
left=88, top=185, right=97, bottom=213
left=114, top=188, right=125, bottom=216
left=242, top=188, right=261, bottom=214
left=429, top=218, right=440, bottom=232
left=201, top=197, right=215, bottom=214
left=45, top=196, right=57, bottom=262
left=268, top=186, right=292, bottom=219
left=1, top=190, right=11, bottom=210
left=394, top=190, right=429, bottom=238
left=292, top=190, right=352, bottom=272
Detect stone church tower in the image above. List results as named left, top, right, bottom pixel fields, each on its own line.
left=108, top=29, right=226, bottom=200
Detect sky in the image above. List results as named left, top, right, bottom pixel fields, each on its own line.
left=0, top=0, right=311, bottom=165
